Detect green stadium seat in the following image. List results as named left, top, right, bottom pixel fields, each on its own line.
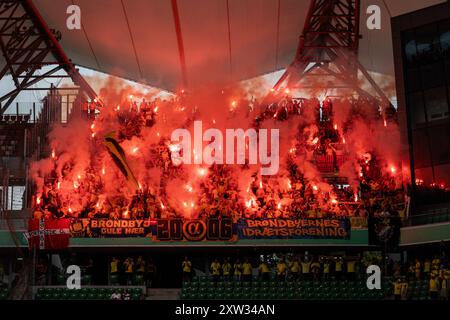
left=190, top=293, right=198, bottom=299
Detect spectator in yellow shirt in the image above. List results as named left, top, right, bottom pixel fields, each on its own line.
left=346, top=259, right=357, bottom=281
left=423, top=259, right=431, bottom=277
left=242, top=259, right=253, bottom=282
left=222, top=258, right=232, bottom=282
left=182, top=256, right=192, bottom=282
left=322, top=258, right=331, bottom=280
left=258, top=260, right=271, bottom=282
left=393, top=278, right=402, bottom=300
left=123, top=257, right=134, bottom=285
left=210, top=258, right=221, bottom=282
left=414, top=259, right=421, bottom=280
left=233, top=259, right=242, bottom=282
left=110, top=257, right=119, bottom=275
left=429, top=274, right=439, bottom=300
left=334, top=257, right=343, bottom=280
left=442, top=270, right=449, bottom=300
left=289, top=257, right=300, bottom=281
left=301, top=256, right=312, bottom=281
left=432, top=256, right=440, bottom=272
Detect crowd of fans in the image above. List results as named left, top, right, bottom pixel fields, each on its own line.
left=182, top=250, right=450, bottom=300
left=32, top=94, right=405, bottom=223
left=183, top=253, right=364, bottom=283
left=109, top=256, right=157, bottom=288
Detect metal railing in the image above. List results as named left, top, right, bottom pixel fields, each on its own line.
left=404, top=209, right=450, bottom=226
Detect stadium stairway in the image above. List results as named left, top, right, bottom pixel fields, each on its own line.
left=180, top=276, right=432, bottom=300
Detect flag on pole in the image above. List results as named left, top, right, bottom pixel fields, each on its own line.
left=104, top=132, right=139, bottom=189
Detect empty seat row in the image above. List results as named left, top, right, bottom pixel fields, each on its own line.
left=35, top=287, right=143, bottom=300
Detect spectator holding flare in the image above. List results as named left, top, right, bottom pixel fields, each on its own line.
left=182, top=256, right=192, bottom=283
left=242, top=259, right=253, bottom=282
left=222, top=258, right=232, bottom=282
left=210, top=258, right=221, bottom=282
left=258, top=259, right=271, bottom=282
left=276, top=258, right=287, bottom=282
left=234, top=259, right=242, bottom=282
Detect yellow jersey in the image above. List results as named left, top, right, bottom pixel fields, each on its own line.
left=323, top=262, right=330, bottom=274
left=124, top=261, right=133, bottom=273
left=234, top=263, right=242, bottom=275
left=289, top=261, right=299, bottom=273
left=394, top=283, right=402, bottom=295
left=242, top=263, right=252, bottom=275
left=277, top=263, right=287, bottom=275
left=429, top=278, right=439, bottom=292
left=222, top=263, right=232, bottom=275
left=347, top=261, right=356, bottom=273
left=182, top=261, right=192, bottom=273
left=301, top=261, right=311, bottom=274
left=259, top=263, right=270, bottom=274
left=110, top=261, right=118, bottom=273
left=211, top=262, right=221, bottom=275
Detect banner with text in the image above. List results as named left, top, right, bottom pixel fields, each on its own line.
left=69, top=218, right=352, bottom=240
left=237, top=218, right=351, bottom=240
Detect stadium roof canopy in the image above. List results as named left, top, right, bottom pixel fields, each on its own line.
left=31, top=0, right=446, bottom=91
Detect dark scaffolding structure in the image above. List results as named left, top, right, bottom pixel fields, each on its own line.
left=272, top=0, right=391, bottom=109
left=0, top=0, right=98, bottom=114
left=0, top=0, right=100, bottom=299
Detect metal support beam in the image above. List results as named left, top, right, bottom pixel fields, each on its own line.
left=0, top=0, right=99, bottom=114
left=271, top=0, right=391, bottom=108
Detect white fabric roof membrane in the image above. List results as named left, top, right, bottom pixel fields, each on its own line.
left=17, top=0, right=449, bottom=91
